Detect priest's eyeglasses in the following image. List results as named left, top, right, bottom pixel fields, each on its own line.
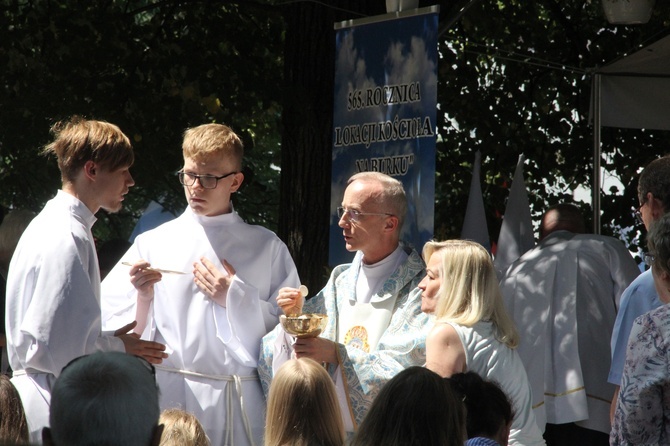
left=177, top=171, right=237, bottom=189
left=634, top=204, right=645, bottom=226
left=337, top=207, right=394, bottom=223
left=634, top=198, right=648, bottom=226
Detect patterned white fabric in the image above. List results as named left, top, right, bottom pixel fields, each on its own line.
left=258, top=244, right=430, bottom=431
left=611, top=304, right=670, bottom=445
left=501, top=231, right=639, bottom=434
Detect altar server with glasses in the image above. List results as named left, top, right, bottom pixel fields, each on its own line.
left=101, top=123, right=299, bottom=446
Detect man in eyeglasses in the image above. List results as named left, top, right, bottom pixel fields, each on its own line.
left=5, top=117, right=168, bottom=442
left=608, top=155, right=670, bottom=423
left=259, top=171, right=430, bottom=434
left=500, top=203, right=639, bottom=446
left=101, top=123, right=299, bottom=446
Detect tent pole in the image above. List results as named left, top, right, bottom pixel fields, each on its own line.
left=592, top=74, right=602, bottom=234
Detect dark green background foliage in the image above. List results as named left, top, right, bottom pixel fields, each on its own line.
left=2, top=0, right=670, bottom=289
left=435, top=0, right=670, bottom=251
left=0, top=0, right=284, bottom=241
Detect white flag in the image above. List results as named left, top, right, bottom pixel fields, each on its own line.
left=494, top=154, right=535, bottom=277
left=461, top=151, right=491, bottom=252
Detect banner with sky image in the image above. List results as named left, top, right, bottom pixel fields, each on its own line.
left=329, top=6, right=439, bottom=266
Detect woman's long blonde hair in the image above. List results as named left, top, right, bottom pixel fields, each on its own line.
left=423, top=240, right=519, bottom=348
left=265, top=358, right=345, bottom=446
left=0, top=375, right=28, bottom=444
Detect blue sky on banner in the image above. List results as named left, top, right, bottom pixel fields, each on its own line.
left=329, top=9, right=439, bottom=266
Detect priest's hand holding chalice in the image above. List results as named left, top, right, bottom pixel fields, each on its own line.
left=276, top=285, right=338, bottom=365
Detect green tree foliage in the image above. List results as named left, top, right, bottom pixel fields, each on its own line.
left=277, top=0, right=387, bottom=290
left=2, top=0, right=670, bottom=292
left=435, top=0, right=670, bottom=255
left=0, top=0, right=284, bottom=242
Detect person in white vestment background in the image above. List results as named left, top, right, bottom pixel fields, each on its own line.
left=101, top=123, right=300, bottom=446
left=5, top=117, right=168, bottom=443
left=608, top=155, right=670, bottom=421
left=500, top=203, right=639, bottom=446
left=259, top=172, right=430, bottom=434
left=420, top=239, right=546, bottom=446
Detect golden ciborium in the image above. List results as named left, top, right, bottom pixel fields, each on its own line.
left=280, top=313, right=328, bottom=338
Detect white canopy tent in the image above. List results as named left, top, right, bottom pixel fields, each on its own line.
left=591, top=34, right=670, bottom=232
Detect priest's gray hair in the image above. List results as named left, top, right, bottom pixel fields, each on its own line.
left=647, top=212, right=670, bottom=276
left=347, top=171, right=407, bottom=228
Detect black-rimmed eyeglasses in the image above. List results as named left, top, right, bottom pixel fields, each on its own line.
left=177, top=171, right=237, bottom=189
left=634, top=202, right=646, bottom=226
left=336, top=206, right=394, bottom=223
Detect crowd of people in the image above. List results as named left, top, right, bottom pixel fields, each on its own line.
left=0, top=115, right=666, bottom=446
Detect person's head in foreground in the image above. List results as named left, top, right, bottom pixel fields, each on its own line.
left=0, top=374, right=29, bottom=444
left=179, top=123, right=245, bottom=217
left=647, top=212, right=670, bottom=304
left=450, top=371, right=515, bottom=446
left=351, top=366, right=466, bottom=446
left=43, top=351, right=161, bottom=446
left=419, top=239, right=518, bottom=347
left=264, top=358, right=345, bottom=446
left=159, top=409, right=210, bottom=446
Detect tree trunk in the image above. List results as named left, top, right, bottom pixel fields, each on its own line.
left=279, top=1, right=384, bottom=292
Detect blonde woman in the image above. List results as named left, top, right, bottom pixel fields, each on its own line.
left=264, top=358, right=344, bottom=446
left=418, top=240, right=545, bottom=446
left=0, top=375, right=28, bottom=444
left=159, top=409, right=210, bottom=446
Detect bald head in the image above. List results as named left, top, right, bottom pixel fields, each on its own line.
left=540, top=204, right=586, bottom=241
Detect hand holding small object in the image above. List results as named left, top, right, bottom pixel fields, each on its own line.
left=125, top=261, right=163, bottom=302
left=277, top=286, right=306, bottom=315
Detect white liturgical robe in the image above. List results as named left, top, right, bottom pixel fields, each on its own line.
left=500, top=231, right=639, bottom=434
left=101, top=206, right=299, bottom=446
left=6, top=191, right=125, bottom=442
